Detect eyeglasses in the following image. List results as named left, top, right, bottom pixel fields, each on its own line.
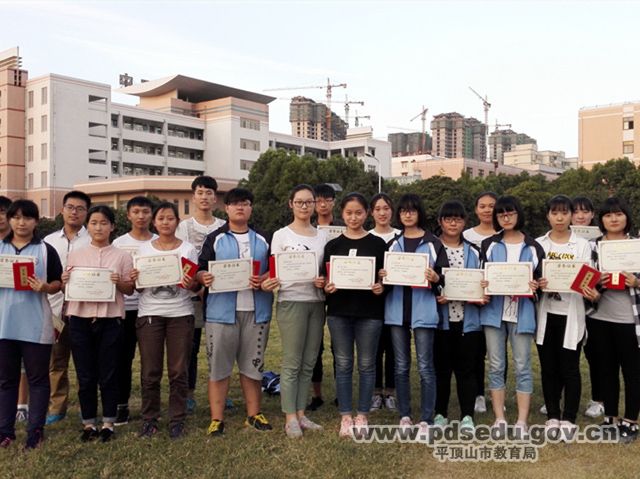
left=497, top=212, right=518, bottom=220
left=441, top=217, right=464, bottom=224
left=399, top=209, right=418, bottom=215
left=63, top=204, right=87, bottom=213
left=316, top=198, right=334, bottom=204
left=229, top=201, right=252, bottom=208
left=292, top=200, right=316, bottom=208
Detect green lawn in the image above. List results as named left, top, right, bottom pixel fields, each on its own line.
left=2, top=325, right=639, bottom=479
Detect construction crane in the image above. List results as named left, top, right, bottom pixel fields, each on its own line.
left=354, top=114, right=370, bottom=127
left=410, top=106, right=429, bottom=153
left=469, top=86, right=491, bottom=161
left=343, top=95, right=364, bottom=127
left=494, top=120, right=512, bottom=132
left=264, top=78, right=347, bottom=140
left=387, top=126, right=422, bottom=133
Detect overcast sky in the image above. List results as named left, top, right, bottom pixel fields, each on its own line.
left=3, top=0, right=638, bottom=157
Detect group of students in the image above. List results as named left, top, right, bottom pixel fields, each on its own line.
left=0, top=174, right=639, bottom=450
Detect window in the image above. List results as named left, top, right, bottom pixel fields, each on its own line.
left=28, top=90, right=33, bottom=108
left=367, top=165, right=376, bottom=173
left=41, top=87, right=48, bottom=105
left=240, top=117, right=260, bottom=131
left=184, top=200, right=189, bottom=215
left=623, top=142, right=634, bottom=154
left=41, top=171, right=47, bottom=187
left=240, top=159, right=256, bottom=171
left=27, top=145, right=33, bottom=162
left=111, top=138, right=119, bottom=151
left=41, top=143, right=48, bottom=160
left=478, top=169, right=485, bottom=177
left=41, top=199, right=48, bottom=214
left=240, top=138, right=260, bottom=151
left=27, top=173, right=33, bottom=188
left=41, top=115, right=48, bottom=133
left=623, top=118, right=634, bottom=130
left=466, top=167, right=473, bottom=175
left=27, top=118, right=33, bottom=135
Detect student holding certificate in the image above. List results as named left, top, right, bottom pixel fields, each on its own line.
left=535, top=195, right=592, bottom=437
left=0, top=200, right=62, bottom=450
left=381, top=194, right=447, bottom=433
left=586, top=197, right=640, bottom=443
left=62, top=206, right=134, bottom=443
left=261, top=184, right=327, bottom=438
left=571, top=196, right=604, bottom=419
left=479, top=196, right=544, bottom=436
left=197, top=188, right=273, bottom=437
left=462, top=191, right=497, bottom=415
left=130, top=202, right=199, bottom=439
left=433, top=201, right=484, bottom=431
left=322, top=192, right=386, bottom=437
left=368, top=193, right=400, bottom=412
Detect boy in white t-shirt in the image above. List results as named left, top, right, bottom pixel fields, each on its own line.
left=112, top=196, right=157, bottom=425
left=176, top=176, right=226, bottom=413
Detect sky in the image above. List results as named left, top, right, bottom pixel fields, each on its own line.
left=3, top=0, right=639, bottom=157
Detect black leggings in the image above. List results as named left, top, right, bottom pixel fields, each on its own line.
left=536, top=314, right=582, bottom=423
left=587, top=317, right=640, bottom=420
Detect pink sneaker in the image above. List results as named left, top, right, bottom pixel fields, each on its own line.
left=339, top=415, right=354, bottom=438
left=353, top=414, right=369, bottom=439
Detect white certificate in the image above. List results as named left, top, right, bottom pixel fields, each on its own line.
left=318, top=225, right=346, bottom=241
left=484, top=262, right=532, bottom=296
left=329, top=255, right=376, bottom=290
left=275, top=251, right=317, bottom=283
left=542, top=260, right=588, bottom=293
left=209, top=258, right=252, bottom=293
left=442, top=268, right=485, bottom=301
left=134, top=253, right=182, bottom=288
left=65, top=267, right=116, bottom=302
left=118, top=245, right=141, bottom=258
left=0, top=254, right=35, bottom=288
left=382, top=252, right=429, bottom=287
left=598, top=239, right=640, bottom=273
left=570, top=225, right=601, bottom=241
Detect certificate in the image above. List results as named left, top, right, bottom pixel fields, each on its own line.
left=209, top=258, right=252, bottom=293
left=382, top=252, right=429, bottom=287
left=318, top=225, right=346, bottom=241
left=598, top=239, right=640, bottom=273
left=329, top=255, right=376, bottom=290
left=570, top=225, right=601, bottom=241
left=118, top=245, right=141, bottom=258
left=442, top=268, right=485, bottom=301
left=65, top=267, right=116, bottom=302
left=275, top=251, right=317, bottom=283
left=484, top=262, right=532, bottom=296
left=0, top=254, right=35, bottom=288
left=134, top=253, right=183, bottom=288
left=542, top=260, right=589, bottom=293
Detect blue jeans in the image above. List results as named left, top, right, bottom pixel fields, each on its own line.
left=484, top=322, right=533, bottom=394
left=327, top=316, right=382, bottom=415
left=390, top=325, right=436, bottom=423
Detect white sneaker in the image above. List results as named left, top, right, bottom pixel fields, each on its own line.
left=370, top=394, right=383, bottom=412
left=399, top=416, right=413, bottom=427
left=339, top=415, right=354, bottom=438
left=584, top=400, right=604, bottom=418
left=513, top=421, right=528, bottom=440
left=540, top=404, right=547, bottom=415
left=559, top=420, right=578, bottom=442
left=474, top=395, right=487, bottom=413
left=491, top=419, right=508, bottom=439
left=353, top=414, right=368, bottom=439
left=544, top=418, right=560, bottom=440
left=285, top=419, right=303, bottom=439
left=299, top=416, right=323, bottom=431
left=384, top=395, right=397, bottom=411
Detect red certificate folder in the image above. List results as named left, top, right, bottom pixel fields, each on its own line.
left=325, top=262, right=331, bottom=282
left=604, top=272, right=626, bottom=290
left=252, top=260, right=261, bottom=276
left=570, top=264, right=601, bottom=294
left=269, top=256, right=276, bottom=278
left=178, top=257, right=198, bottom=288
left=13, top=262, right=34, bottom=290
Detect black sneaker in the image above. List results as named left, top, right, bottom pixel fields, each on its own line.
left=114, top=405, right=130, bottom=426
left=100, top=428, right=115, bottom=443
left=80, top=427, right=99, bottom=442
left=138, top=420, right=159, bottom=439
left=24, top=428, right=44, bottom=450
left=245, top=413, right=273, bottom=431
left=207, top=419, right=224, bottom=437
left=169, top=422, right=185, bottom=440
left=619, top=420, right=639, bottom=444
left=308, top=396, right=324, bottom=411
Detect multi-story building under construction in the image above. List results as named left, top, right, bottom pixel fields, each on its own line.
left=289, top=96, right=348, bottom=141
left=430, top=112, right=487, bottom=161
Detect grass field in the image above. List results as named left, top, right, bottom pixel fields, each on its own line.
left=2, top=324, right=640, bottom=479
